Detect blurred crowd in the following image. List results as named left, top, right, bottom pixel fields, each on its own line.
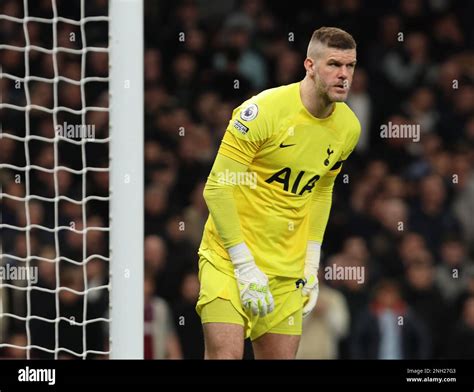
left=1, top=0, right=474, bottom=359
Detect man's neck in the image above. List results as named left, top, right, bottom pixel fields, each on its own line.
left=300, top=76, right=335, bottom=119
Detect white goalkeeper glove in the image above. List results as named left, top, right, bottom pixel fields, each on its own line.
left=301, top=241, right=321, bottom=318
left=228, top=243, right=274, bottom=317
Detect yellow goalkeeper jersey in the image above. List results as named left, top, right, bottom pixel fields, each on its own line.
left=199, top=81, right=360, bottom=278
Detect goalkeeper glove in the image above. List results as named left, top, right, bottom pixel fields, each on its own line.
left=301, top=241, right=321, bottom=318
left=228, top=243, right=275, bottom=317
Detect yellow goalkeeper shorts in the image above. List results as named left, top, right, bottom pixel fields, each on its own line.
left=196, top=253, right=304, bottom=341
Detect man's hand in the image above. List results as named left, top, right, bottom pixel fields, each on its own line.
left=228, top=243, right=274, bottom=317
left=301, top=241, right=321, bottom=318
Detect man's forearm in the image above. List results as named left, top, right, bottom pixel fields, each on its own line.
left=202, top=153, right=249, bottom=248
left=308, top=174, right=336, bottom=243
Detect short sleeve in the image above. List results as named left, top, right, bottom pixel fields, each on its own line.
left=219, top=101, right=272, bottom=166
left=340, top=120, right=361, bottom=161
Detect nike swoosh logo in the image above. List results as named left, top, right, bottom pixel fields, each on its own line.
left=279, top=142, right=296, bottom=148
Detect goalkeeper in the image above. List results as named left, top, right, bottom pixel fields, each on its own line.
left=196, top=27, right=360, bottom=359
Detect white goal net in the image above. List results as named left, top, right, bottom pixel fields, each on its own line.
left=0, top=0, right=143, bottom=359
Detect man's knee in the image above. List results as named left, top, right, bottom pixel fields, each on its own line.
left=252, top=333, right=301, bottom=359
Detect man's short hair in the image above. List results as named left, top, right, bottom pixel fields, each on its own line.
left=307, top=27, right=356, bottom=57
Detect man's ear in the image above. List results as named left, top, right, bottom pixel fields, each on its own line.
left=304, top=57, right=315, bottom=76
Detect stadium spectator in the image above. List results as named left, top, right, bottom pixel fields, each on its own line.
left=351, top=280, right=430, bottom=359
left=144, top=274, right=182, bottom=359
left=297, top=270, right=350, bottom=359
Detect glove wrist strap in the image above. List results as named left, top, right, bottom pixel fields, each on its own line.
left=306, top=241, right=321, bottom=270
left=228, top=242, right=254, bottom=267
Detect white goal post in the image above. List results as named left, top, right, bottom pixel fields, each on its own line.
left=109, top=0, right=144, bottom=359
